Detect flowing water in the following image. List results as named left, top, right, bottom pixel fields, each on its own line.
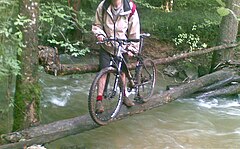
left=38, top=58, right=240, bottom=149
left=1, top=54, right=240, bottom=148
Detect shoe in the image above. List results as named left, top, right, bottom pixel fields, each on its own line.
left=123, top=96, right=135, bottom=107
left=96, top=101, right=104, bottom=113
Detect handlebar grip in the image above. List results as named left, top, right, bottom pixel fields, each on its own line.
left=140, top=33, right=150, bottom=38
left=96, top=41, right=104, bottom=44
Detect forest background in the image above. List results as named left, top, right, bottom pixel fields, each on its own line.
left=0, top=0, right=239, bottom=137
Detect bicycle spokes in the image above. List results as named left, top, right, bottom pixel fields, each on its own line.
left=88, top=67, right=123, bottom=125
left=135, top=59, right=156, bottom=102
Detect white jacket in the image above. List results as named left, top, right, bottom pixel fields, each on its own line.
left=92, top=0, right=140, bottom=54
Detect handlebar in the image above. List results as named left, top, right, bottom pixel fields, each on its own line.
left=96, top=33, right=150, bottom=56
left=96, top=33, right=150, bottom=45
left=96, top=38, right=140, bottom=45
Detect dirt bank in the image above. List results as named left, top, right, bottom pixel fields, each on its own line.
left=142, top=37, right=175, bottom=59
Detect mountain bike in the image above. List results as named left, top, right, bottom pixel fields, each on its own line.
left=88, top=33, right=156, bottom=125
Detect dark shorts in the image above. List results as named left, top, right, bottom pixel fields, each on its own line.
left=99, top=48, right=128, bottom=73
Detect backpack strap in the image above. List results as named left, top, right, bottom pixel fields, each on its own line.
left=128, top=0, right=136, bottom=21
left=102, top=0, right=137, bottom=22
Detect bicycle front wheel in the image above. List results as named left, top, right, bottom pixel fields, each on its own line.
left=88, top=67, right=123, bottom=125
left=136, top=59, right=156, bottom=102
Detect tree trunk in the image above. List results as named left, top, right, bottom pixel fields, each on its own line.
left=1, top=69, right=238, bottom=148
left=162, top=0, right=173, bottom=12
left=13, top=0, right=40, bottom=131
left=67, top=0, right=82, bottom=40
left=68, top=0, right=81, bottom=13
left=210, top=0, right=240, bottom=72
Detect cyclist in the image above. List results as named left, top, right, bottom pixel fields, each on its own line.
left=92, top=0, right=140, bottom=113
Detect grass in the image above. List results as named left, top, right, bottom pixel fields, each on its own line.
left=139, top=5, right=221, bottom=47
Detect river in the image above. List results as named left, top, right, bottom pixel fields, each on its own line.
left=38, top=56, right=240, bottom=148
left=1, top=54, right=240, bottom=148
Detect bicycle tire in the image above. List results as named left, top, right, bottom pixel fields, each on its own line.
left=88, top=67, right=124, bottom=125
left=136, top=59, right=156, bottom=102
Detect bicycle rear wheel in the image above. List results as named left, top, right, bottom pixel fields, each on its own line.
left=136, top=59, right=156, bottom=102
left=88, top=67, right=123, bottom=125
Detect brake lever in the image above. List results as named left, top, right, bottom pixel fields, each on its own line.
left=96, top=41, right=104, bottom=44
left=126, top=49, right=138, bottom=57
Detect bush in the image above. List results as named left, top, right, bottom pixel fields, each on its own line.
left=139, top=0, right=221, bottom=49
left=39, top=2, right=93, bottom=57
left=174, top=0, right=218, bottom=11
left=0, top=0, right=21, bottom=79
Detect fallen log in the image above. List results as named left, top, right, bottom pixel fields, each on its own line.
left=196, top=84, right=240, bottom=99
left=0, top=69, right=237, bottom=148
left=199, top=76, right=240, bottom=92
left=154, top=43, right=239, bottom=65
left=38, top=43, right=240, bottom=76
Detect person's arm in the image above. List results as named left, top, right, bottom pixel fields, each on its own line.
left=127, top=9, right=140, bottom=54
left=92, top=2, right=106, bottom=41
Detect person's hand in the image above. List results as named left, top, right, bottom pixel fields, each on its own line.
left=127, top=50, right=134, bottom=57
left=127, top=46, right=137, bottom=57
left=97, top=34, right=105, bottom=42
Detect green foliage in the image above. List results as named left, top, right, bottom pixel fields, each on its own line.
left=216, top=0, right=226, bottom=7
left=217, top=7, right=230, bottom=16
left=0, top=0, right=97, bottom=79
left=173, top=19, right=220, bottom=51
left=174, top=0, right=218, bottom=11
left=173, top=25, right=208, bottom=51
left=140, top=0, right=221, bottom=51
left=216, top=0, right=240, bottom=22
left=0, top=13, right=33, bottom=78
left=135, top=0, right=162, bottom=10
left=142, top=0, right=162, bottom=7
left=0, top=0, right=22, bottom=79
left=39, top=2, right=92, bottom=57
left=216, top=0, right=230, bottom=17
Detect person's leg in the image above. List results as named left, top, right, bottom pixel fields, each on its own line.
left=95, top=74, right=106, bottom=113
left=121, top=56, right=135, bottom=107
left=96, top=49, right=111, bottom=113
left=121, top=72, right=135, bottom=107
left=97, top=75, right=107, bottom=100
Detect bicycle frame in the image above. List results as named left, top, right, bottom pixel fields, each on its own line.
left=105, top=44, right=128, bottom=98
left=102, top=34, right=151, bottom=99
